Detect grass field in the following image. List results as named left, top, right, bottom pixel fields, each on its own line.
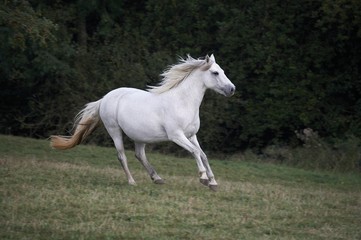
left=1, top=135, right=360, bottom=239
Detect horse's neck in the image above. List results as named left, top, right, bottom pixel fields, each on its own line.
left=169, top=71, right=206, bottom=110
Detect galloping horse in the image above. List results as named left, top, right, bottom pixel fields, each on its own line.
left=50, top=54, right=235, bottom=190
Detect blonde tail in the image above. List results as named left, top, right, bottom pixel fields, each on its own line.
left=50, top=100, right=101, bottom=150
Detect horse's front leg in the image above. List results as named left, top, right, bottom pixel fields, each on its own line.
left=170, top=133, right=217, bottom=191
left=189, top=135, right=217, bottom=190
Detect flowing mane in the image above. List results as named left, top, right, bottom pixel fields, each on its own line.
left=147, top=55, right=213, bottom=94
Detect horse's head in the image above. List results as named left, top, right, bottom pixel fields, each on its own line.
left=202, top=54, right=235, bottom=97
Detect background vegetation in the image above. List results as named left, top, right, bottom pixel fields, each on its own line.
left=1, top=135, right=361, bottom=239
left=1, top=0, right=361, bottom=171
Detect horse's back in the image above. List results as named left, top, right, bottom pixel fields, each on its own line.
left=100, top=87, right=139, bottom=116
left=103, top=87, right=146, bottom=100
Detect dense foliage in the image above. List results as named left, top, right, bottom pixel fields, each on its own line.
left=1, top=0, right=361, bottom=153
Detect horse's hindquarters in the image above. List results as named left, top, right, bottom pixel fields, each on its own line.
left=100, top=88, right=168, bottom=143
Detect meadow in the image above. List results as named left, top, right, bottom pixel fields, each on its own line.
left=1, top=135, right=360, bottom=239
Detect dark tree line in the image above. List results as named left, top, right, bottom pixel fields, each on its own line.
left=1, top=0, right=361, bottom=154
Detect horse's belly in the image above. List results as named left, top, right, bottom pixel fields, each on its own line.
left=118, top=102, right=168, bottom=143
left=121, top=120, right=168, bottom=143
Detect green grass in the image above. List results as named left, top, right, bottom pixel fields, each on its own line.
left=1, top=135, right=361, bottom=239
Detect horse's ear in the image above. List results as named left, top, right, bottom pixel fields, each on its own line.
left=205, top=55, right=210, bottom=63
left=210, top=54, right=216, bottom=62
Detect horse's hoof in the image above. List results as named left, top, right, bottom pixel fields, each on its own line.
left=128, top=181, right=137, bottom=186
left=209, top=184, right=218, bottom=191
left=154, top=179, right=165, bottom=184
left=200, top=178, right=209, bottom=186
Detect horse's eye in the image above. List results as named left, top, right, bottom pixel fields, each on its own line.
left=212, top=71, right=219, bottom=76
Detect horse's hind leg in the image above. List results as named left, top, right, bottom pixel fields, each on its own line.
left=134, top=142, right=164, bottom=184
left=117, top=145, right=136, bottom=186
left=106, top=126, right=136, bottom=185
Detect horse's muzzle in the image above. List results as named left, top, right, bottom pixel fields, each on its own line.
left=223, top=85, right=236, bottom=97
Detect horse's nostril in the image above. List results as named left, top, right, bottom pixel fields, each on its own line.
left=228, top=86, right=235, bottom=96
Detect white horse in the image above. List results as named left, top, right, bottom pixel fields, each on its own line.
left=50, top=54, right=235, bottom=190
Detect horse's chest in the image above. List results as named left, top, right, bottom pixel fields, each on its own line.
left=164, top=101, right=201, bottom=138
left=183, top=115, right=200, bottom=137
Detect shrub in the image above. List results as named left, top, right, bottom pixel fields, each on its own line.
left=262, top=129, right=361, bottom=172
